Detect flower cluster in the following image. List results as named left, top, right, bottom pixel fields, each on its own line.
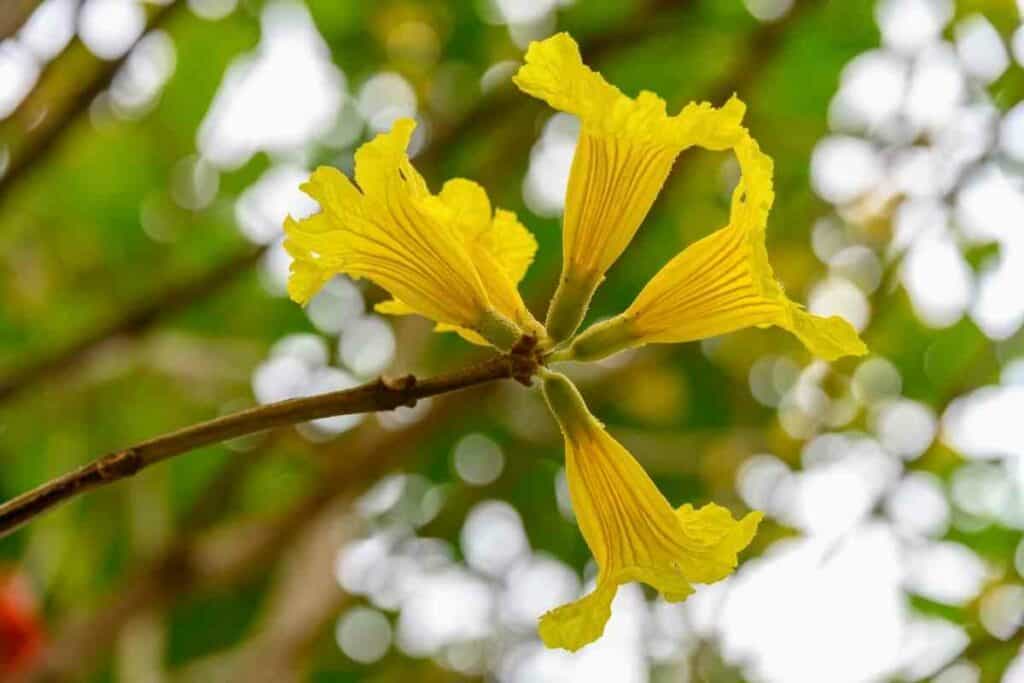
left=283, top=32, right=866, bottom=651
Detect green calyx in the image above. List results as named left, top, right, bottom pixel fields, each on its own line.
left=540, top=369, right=592, bottom=435
left=478, top=309, right=523, bottom=351
left=544, top=274, right=601, bottom=345
left=559, top=314, right=635, bottom=363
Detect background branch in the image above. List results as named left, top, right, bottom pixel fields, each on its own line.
left=0, top=244, right=266, bottom=404
left=0, top=0, right=46, bottom=41
left=0, top=2, right=180, bottom=201
left=171, top=500, right=356, bottom=683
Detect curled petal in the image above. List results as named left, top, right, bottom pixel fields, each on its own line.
left=283, top=215, right=334, bottom=305
left=513, top=32, right=746, bottom=147
left=567, top=135, right=867, bottom=362
left=284, top=119, right=539, bottom=349
left=538, top=583, right=616, bottom=652
left=514, top=32, right=748, bottom=341
left=540, top=371, right=761, bottom=651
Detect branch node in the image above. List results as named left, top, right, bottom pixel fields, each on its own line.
left=380, top=374, right=418, bottom=406
left=96, top=448, right=142, bottom=480
left=509, top=335, right=541, bottom=387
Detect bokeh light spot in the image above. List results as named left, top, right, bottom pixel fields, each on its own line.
left=460, top=500, right=529, bottom=577
left=453, top=433, right=505, bottom=486
left=336, top=606, right=392, bottom=664
left=340, top=315, right=395, bottom=377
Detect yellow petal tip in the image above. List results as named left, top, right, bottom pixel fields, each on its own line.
left=285, top=261, right=329, bottom=306
left=537, top=587, right=614, bottom=652
left=790, top=308, right=868, bottom=361
left=733, top=510, right=764, bottom=551
left=512, top=32, right=597, bottom=118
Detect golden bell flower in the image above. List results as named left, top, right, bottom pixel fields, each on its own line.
left=280, top=29, right=868, bottom=655
left=513, top=32, right=749, bottom=342
left=540, top=370, right=762, bottom=651
left=283, top=118, right=543, bottom=350
left=562, top=132, right=867, bottom=363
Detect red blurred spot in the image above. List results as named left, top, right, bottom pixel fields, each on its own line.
left=0, top=572, right=44, bottom=676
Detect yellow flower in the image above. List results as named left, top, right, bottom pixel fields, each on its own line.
left=283, top=118, right=543, bottom=350
left=280, top=30, right=863, bottom=655
left=563, top=133, right=867, bottom=363
left=541, top=370, right=762, bottom=651
left=513, top=32, right=748, bottom=342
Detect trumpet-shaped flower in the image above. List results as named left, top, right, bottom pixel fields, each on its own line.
left=283, top=118, right=543, bottom=350
left=513, top=32, right=749, bottom=342
left=541, top=370, right=762, bottom=651
left=279, top=29, right=867, bottom=656
left=564, top=133, right=867, bottom=362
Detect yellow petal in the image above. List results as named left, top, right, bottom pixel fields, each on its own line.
left=363, top=174, right=542, bottom=343
left=374, top=298, right=494, bottom=347
left=438, top=177, right=492, bottom=236
left=482, top=209, right=537, bottom=285
left=674, top=503, right=763, bottom=585
left=514, top=33, right=748, bottom=341
left=300, top=166, right=365, bottom=225
left=353, top=118, right=429, bottom=201
left=512, top=32, right=619, bottom=123
left=285, top=255, right=333, bottom=307
left=513, top=33, right=747, bottom=147
left=283, top=119, right=532, bottom=349
left=282, top=213, right=338, bottom=305
left=540, top=371, right=760, bottom=651
left=787, top=307, right=868, bottom=361
left=434, top=322, right=491, bottom=347
left=373, top=299, right=415, bottom=316
left=436, top=179, right=537, bottom=285
left=558, top=127, right=679, bottom=288
left=567, top=134, right=867, bottom=362
left=538, top=583, right=616, bottom=652
left=436, top=179, right=543, bottom=336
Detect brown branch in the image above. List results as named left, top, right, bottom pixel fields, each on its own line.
left=0, top=1, right=180, bottom=201
left=0, top=345, right=539, bottom=539
left=0, top=0, right=46, bottom=40
left=0, top=243, right=266, bottom=405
